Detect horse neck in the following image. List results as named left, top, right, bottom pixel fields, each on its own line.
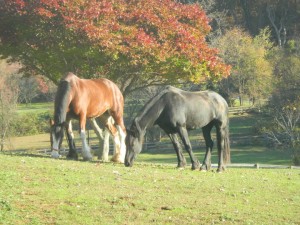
left=136, top=96, right=165, bottom=132
left=54, top=80, right=71, bottom=124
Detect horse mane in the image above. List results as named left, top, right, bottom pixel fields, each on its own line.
left=136, top=86, right=176, bottom=119
left=54, top=80, right=71, bottom=125
left=132, top=86, right=178, bottom=132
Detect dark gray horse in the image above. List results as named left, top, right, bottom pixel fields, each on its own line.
left=125, top=86, right=230, bottom=172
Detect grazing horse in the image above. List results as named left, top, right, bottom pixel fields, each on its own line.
left=125, top=86, right=230, bottom=172
left=50, top=72, right=126, bottom=162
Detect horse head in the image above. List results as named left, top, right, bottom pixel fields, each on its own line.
left=49, top=119, right=64, bottom=158
left=124, top=118, right=144, bottom=167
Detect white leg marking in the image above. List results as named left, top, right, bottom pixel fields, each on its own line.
left=117, top=125, right=126, bottom=162
left=111, top=131, right=122, bottom=163
left=102, top=129, right=110, bottom=162
left=80, top=130, right=93, bottom=161
left=111, top=125, right=126, bottom=163
left=51, top=150, right=60, bottom=159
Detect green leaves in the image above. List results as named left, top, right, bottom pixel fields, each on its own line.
left=1, top=0, right=230, bottom=94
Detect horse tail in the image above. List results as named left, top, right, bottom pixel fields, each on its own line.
left=223, top=121, right=231, bottom=164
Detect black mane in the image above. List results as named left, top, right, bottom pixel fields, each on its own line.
left=54, top=80, right=71, bottom=125
left=136, top=86, right=177, bottom=121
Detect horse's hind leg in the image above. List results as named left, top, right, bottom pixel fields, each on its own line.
left=65, top=120, right=78, bottom=160
left=90, top=118, right=110, bottom=162
left=216, top=123, right=226, bottom=172
left=168, top=133, right=187, bottom=168
left=178, top=126, right=200, bottom=170
left=200, top=123, right=214, bottom=171
left=101, top=129, right=110, bottom=162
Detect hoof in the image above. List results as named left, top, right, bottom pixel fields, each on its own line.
left=191, top=161, right=201, bottom=170
left=217, top=166, right=226, bottom=173
left=177, top=162, right=187, bottom=168
left=111, top=156, right=124, bottom=164
left=51, top=151, right=61, bottom=159
left=200, top=163, right=211, bottom=171
left=67, top=154, right=78, bottom=160
left=82, top=156, right=93, bottom=161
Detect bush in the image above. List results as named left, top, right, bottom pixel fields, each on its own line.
left=11, top=112, right=51, bottom=136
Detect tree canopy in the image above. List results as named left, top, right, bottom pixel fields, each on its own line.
left=0, top=0, right=230, bottom=95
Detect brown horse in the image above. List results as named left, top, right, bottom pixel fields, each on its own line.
left=50, top=72, right=126, bottom=162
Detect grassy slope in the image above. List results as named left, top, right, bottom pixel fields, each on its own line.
left=17, top=102, right=53, bottom=115
left=0, top=154, right=299, bottom=225
left=2, top=106, right=299, bottom=224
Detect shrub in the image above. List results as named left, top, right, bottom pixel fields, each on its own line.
left=11, top=112, right=51, bottom=136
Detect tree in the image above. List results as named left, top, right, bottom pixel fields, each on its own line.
left=257, top=39, right=300, bottom=165
left=180, top=0, right=230, bottom=40
left=0, top=59, right=19, bottom=151
left=216, top=28, right=273, bottom=106
left=17, top=75, right=52, bottom=104
left=0, top=0, right=230, bottom=96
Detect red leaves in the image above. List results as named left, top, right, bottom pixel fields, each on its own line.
left=36, top=7, right=55, bottom=18
left=8, top=0, right=230, bottom=80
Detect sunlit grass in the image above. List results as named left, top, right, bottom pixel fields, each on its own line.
left=0, top=154, right=299, bottom=225
left=17, top=102, right=53, bottom=115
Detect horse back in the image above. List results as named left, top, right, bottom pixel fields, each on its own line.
left=161, top=90, right=228, bottom=129
left=65, top=73, right=124, bottom=118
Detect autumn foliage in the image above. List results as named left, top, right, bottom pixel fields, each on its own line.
left=1, top=0, right=230, bottom=92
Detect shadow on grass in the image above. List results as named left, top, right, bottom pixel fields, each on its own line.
left=0, top=150, right=51, bottom=159
left=0, top=150, right=118, bottom=165
left=137, top=145, right=293, bottom=166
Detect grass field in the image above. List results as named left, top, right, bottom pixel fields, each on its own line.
left=0, top=154, right=299, bottom=225
left=1, top=106, right=299, bottom=224
left=17, top=102, right=53, bottom=115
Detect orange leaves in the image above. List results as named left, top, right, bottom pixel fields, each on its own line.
left=8, top=0, right=230, bottom=80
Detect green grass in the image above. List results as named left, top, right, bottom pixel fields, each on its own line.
left=17, top=102, right=53, bottom=115
left=2, top=107, right=299, bottom=224
left=229, top=114, right=257, bottom=136
left=0, top=153, right=299, bottom=225
left=138, top=146, right=293, bottom=166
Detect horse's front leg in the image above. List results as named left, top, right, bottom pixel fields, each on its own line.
left=79, top=116, right=93, bottom=161
left=178, top=127, right=200, bottom=170
left=168, top=133, right=187, bottom=168
left=65, top=120, right=78, bottom=160
left=105, top=118, right=124, bottom=163
left=116, top=125, right=126, bottom=163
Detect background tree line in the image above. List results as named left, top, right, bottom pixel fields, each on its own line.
left=0, top=0, right=299, bottom=162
